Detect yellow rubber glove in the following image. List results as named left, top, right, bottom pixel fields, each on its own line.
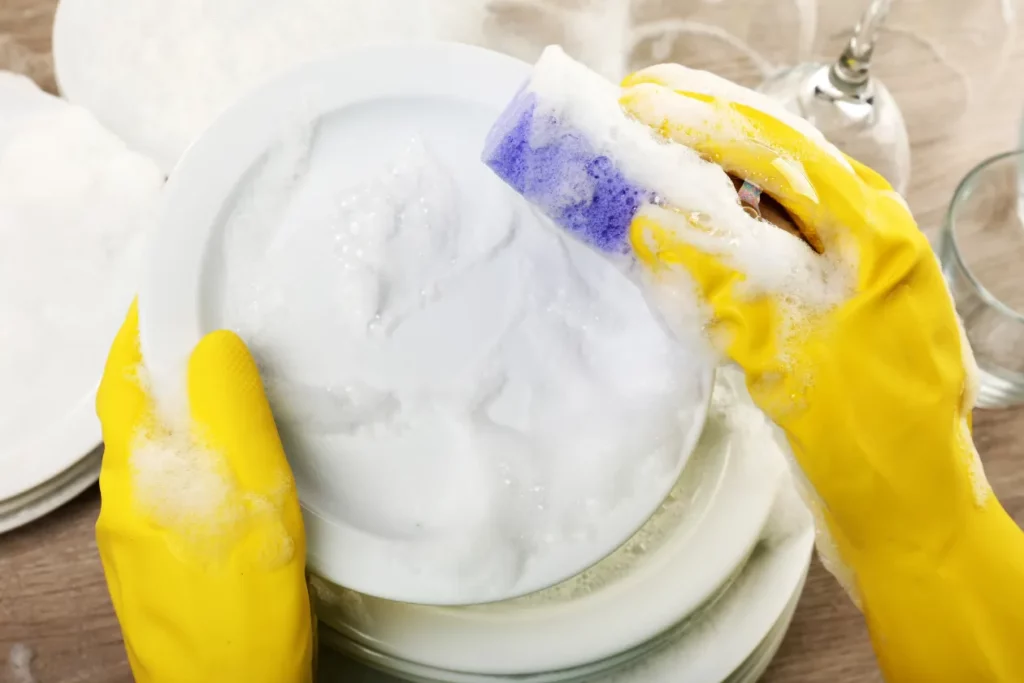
left=615, top=64, right=1024, bottom=682
left=95, top=303, right=314, bottom=683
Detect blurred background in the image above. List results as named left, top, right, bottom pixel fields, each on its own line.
left=5, top=0, right=1022, bottom=235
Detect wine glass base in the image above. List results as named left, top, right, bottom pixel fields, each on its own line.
left=758, top=63, right=911, bottom=195
left=975, top=368, right=1024, bottom=408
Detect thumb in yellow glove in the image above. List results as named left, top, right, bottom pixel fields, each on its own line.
left=95, top=302, right=314, bottom=683
left=611, top=64, right=1024, bottom=682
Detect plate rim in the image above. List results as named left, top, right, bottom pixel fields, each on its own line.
left=0, top=446, right=102, bottom=534
left=0, top=73, right=109, bottom=501
left=0, top=389, right=101, bottom=501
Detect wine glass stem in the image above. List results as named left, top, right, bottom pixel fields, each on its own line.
left=829, top=0, right=893, bottom=94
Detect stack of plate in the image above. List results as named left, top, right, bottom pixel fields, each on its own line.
left=129, top=40, right=815, bottom=682
left=0, top=444, right=103, bottom=534
left=316, top=514, right=812, bottom=683
left=0, top=350, right=103, bottom=533
left=0, top=73, right=140, bottom=535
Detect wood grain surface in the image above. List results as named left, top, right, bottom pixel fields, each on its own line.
left=2, top=1, right=1023, bottom=681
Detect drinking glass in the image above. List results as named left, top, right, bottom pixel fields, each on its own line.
left=940, top=151, right=1024, bottom=408
left=756, top=0, right=911, bottom=195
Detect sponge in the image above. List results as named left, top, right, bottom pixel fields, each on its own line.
left=483, top=93, right=648, bottom=255
left=482, top=45, right=732, bottom=257
left=483, top=47, right=653, bottom=255
left=483, top=45, right=847, bottom=256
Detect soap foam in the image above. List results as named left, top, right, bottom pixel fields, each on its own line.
left=218, top=132, right=710, bottom=602
left=129, top=421, right=296, bottom=566
left=506, top=365, right=789, bottom=607
left=130, top=431, right=234, bottom=528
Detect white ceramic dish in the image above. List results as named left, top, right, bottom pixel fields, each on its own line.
left=0, top=447, right=102, bottom=534
left=0, top=71, right=146, bottom=504
left=724, top=595, right=802, bottom=683
left=138, top=42, right=714, bottom=605
left=0, top=71, right=96, bottom=502
left=316, top=478, right=815, bottom=682
left=0, top=393, right=102, bottom=503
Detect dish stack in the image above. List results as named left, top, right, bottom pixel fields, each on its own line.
left=132, top=42, right=814, bottom=683
left=312, top=367, right=813, bottom=683
left=0, top=73, right=155, bottom=535
left=0, top=444, right=102, bottom=535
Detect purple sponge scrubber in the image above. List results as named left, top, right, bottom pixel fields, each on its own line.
left=482, top=47, right=661, bottom=256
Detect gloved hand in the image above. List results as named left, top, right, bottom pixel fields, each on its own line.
left=612, top=64, right=1024, bottom=681
left=95, top=302, right=314, bottom=683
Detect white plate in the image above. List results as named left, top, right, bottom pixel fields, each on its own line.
left=720, top=554, right=806, bottom=683
left=0, top=72, right=158, bottom=503
left=0, top=73, right=100, bottom=502
left=0, top=447, right=102, bottom=534
left=601, top=483, right=813, bottom=683
left=312, top=370, right=786, bottom=674
left=138, top=42, right=714, bottom=605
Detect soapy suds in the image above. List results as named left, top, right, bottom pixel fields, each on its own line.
left=503, top=366, right=790, bottom=607
left=128, top=426, right=297, bottom=565
left=217, top=133, right=710, bottom=602
left=130, top=432, right=234, bottom=529
left=0, top=72, right=163, bottom=482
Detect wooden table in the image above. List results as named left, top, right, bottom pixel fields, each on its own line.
left=2, top=1, right=1023, bottom=681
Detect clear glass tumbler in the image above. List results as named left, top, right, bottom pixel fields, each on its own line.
left=940, top=151, right=1024, bottom=408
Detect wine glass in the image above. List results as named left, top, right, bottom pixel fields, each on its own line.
left=621, top=0, right=1017, bottom=198
left=756, top=0, right=911, bottom=194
